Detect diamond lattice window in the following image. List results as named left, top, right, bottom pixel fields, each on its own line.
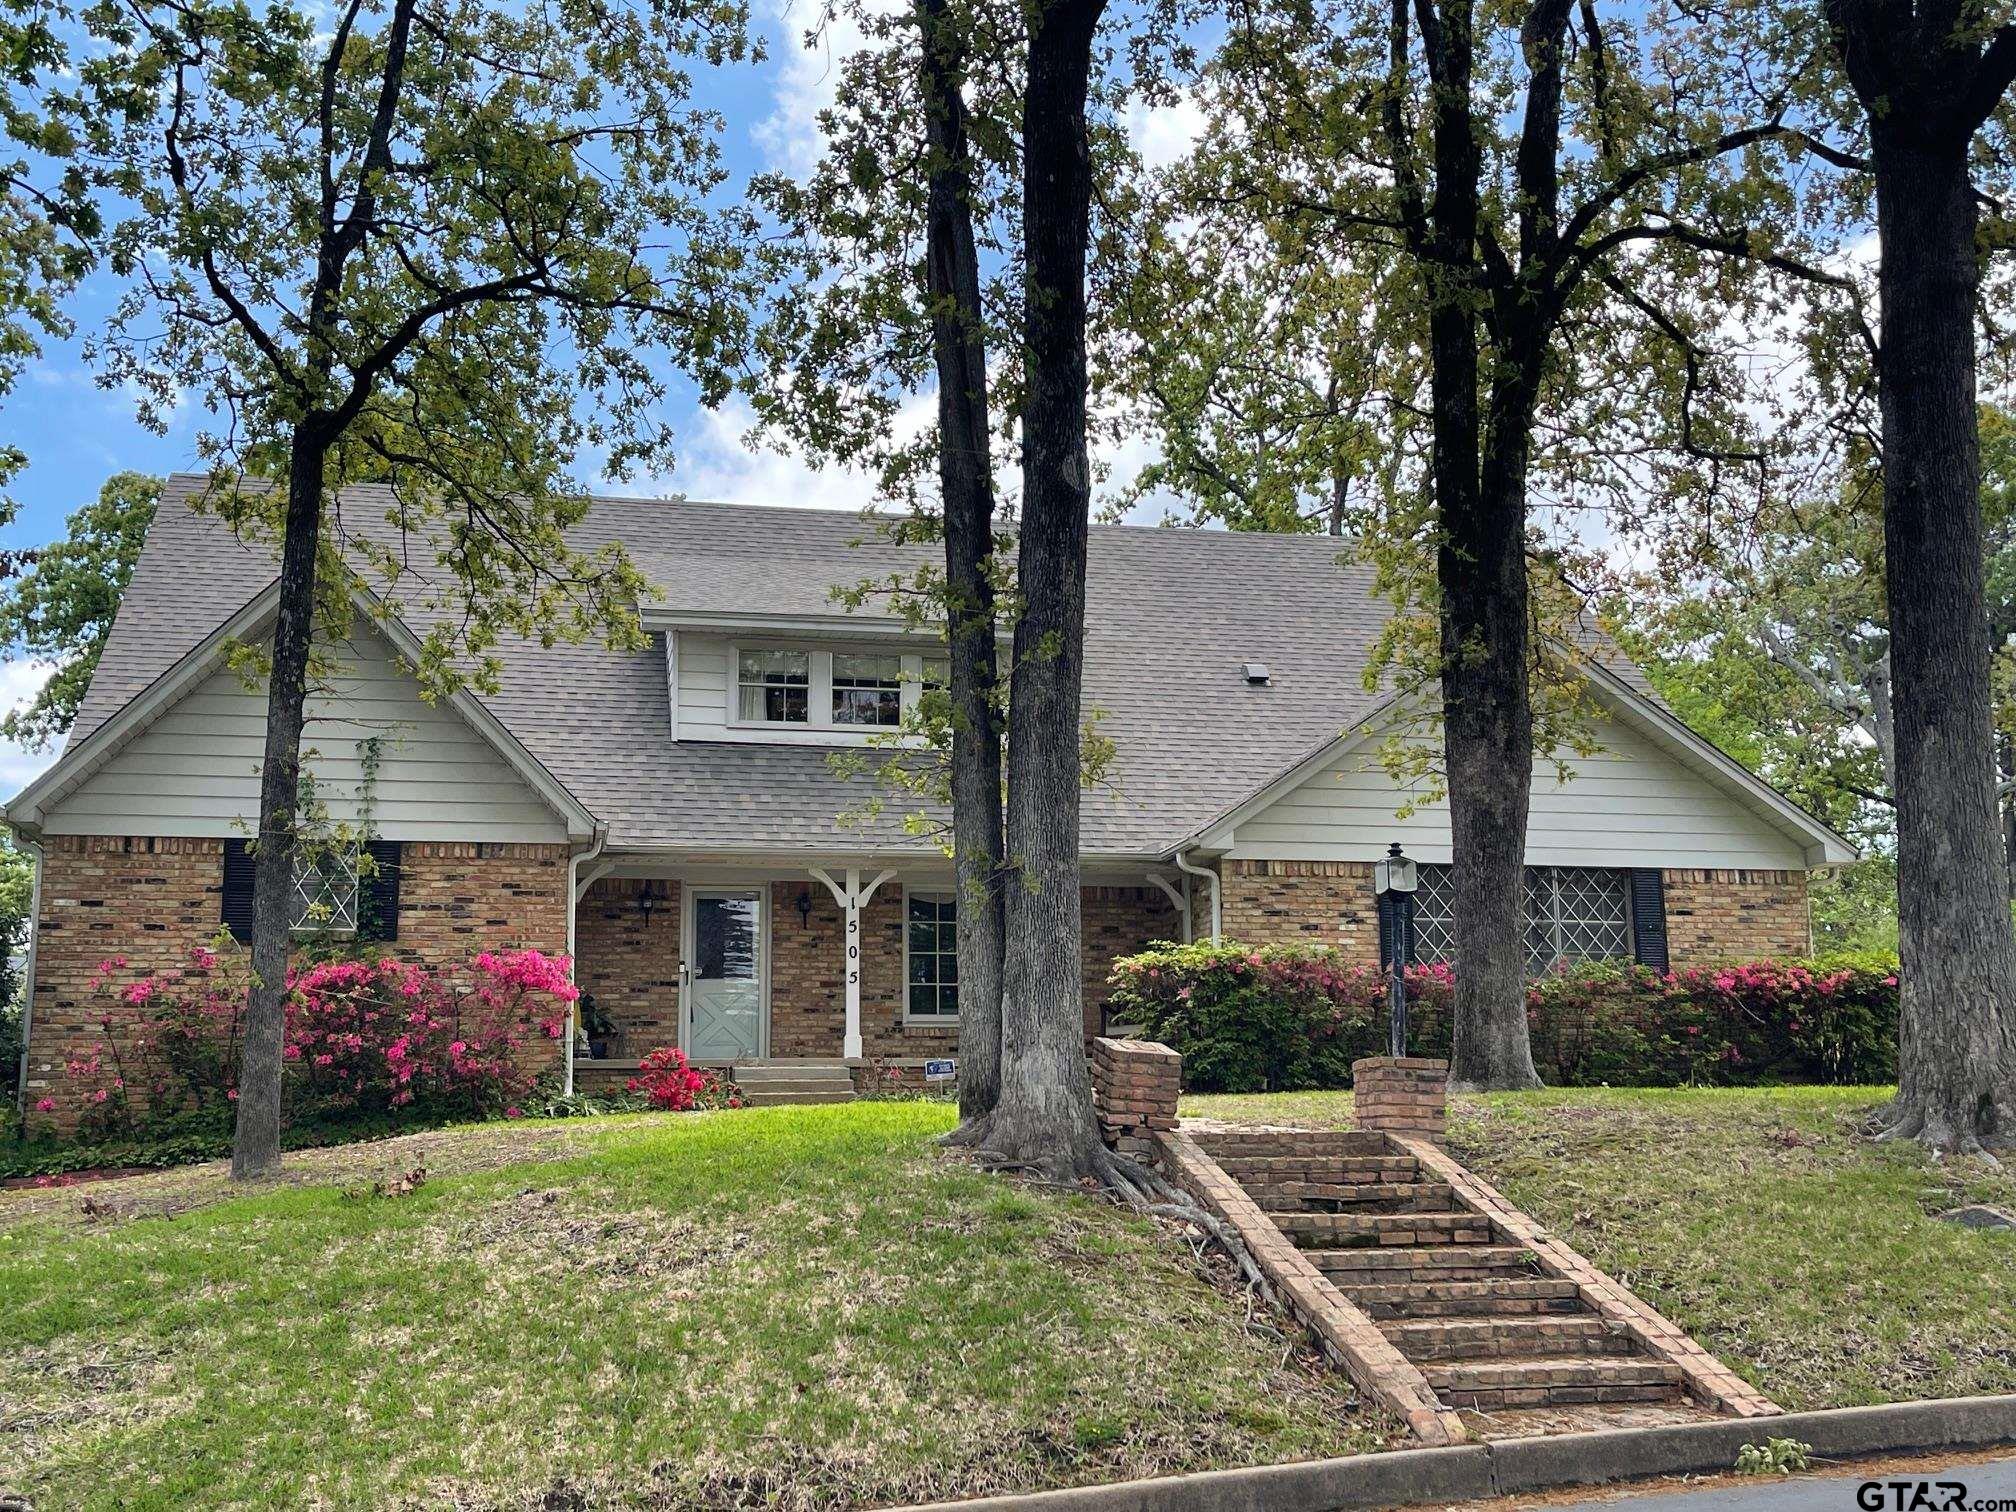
left=291, top=850, right=360, bottom=936
left=1406, top=863, right=1630, bottom=974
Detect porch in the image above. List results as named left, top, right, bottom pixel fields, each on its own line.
left=566, top=860, right=1187, bottom=1087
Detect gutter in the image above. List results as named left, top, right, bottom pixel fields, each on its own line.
left=1172, top=848, right=1220, bottom=940
left=10, top=834, right=41, bottom=1116
left=563, top=826, right=609, bottom=1099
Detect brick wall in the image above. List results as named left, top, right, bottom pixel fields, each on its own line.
left=1090, top=1036, right=1180, bottom=1161
left=1661, top=868, right=1811, bottom=961
left=21, top=836, right=570, bottom=1131
left=1081, top=885, right=1182, bottom=1035
left=1219, top=859, right=1382, bottom=962
left=1215, top=858, right=1811, bottom=969
left=571, top=879, right=1177, bottom=1062
left=573, top=877, right=682, bottom=1058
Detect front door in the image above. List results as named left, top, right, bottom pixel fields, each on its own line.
left=687, top=889, right=765, bottom=1060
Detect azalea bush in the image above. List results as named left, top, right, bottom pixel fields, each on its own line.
left=626, top=1046, right=737, bottom=1111
left=55, top=940, right=578, bottom=1137
left=1107, top=940, right=1901, bottom=1093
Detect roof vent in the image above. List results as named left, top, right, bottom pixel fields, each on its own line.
left=1242, top=661, right=1272, bottom=686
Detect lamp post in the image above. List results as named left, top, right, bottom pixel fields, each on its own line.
left=1373, top=842, right=1418, bottom=1058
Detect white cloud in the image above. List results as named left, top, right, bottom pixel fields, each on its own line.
left=1124, top=89, right=1207, bottom=172
left=754, top=0, right=884, bottom=178
left=0, top=660, right=62, bottom=799
left=640, top=393, right=932, bottom=512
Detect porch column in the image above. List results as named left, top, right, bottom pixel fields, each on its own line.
left=810, top=865, right=898, bottom=1059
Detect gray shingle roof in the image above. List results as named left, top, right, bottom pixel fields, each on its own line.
left=61, top=474, right=1630, bottom=856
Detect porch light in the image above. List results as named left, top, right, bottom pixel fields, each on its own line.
left=795, top=888, right=814, bottom=928
left=1374, top=842, right=1417, bottom=1059
left=635, top=883, right=670, bottom=924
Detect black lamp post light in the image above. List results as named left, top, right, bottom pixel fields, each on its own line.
left=1373, top=841, right=1418, bottom=1059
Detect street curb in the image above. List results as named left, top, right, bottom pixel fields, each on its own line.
left=895, top=1395, right=2016, bottom=1511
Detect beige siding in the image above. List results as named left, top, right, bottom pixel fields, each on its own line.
left=1224, top=711, right=1809, bottom=870
left=43, top=623, right=566, bottom=842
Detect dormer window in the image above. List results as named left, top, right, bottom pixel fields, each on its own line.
left=738, top=649, right=810, bottom=723
left=832, top=653, right=903, bottom=726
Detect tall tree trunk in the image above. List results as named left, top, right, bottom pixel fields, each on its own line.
left=918, top=0, right=1007, bottom=1127
left=1415, top=0, right=1541, bottom=1091
left=985, top=0, right=1112, bottom=1181
left=231, top=428, right=327, bottom=1179
left=1870, top=133, right=2016, bottom=1151
left=1443, top=398, right=1542, bottom=1091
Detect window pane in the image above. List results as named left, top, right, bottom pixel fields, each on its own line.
left=909, top=919, right=937, bottom=954
left=910, top=951, right=936, bottom=984
left=737, top=650, right=809, bottom=724
left=922, top=657, right=949, bottom=690
left=291, top=850, right=359, bottom=935
left=910, top=983, right=939, bottom=1017
left=1412, top=863, right=1459, bottom=966
left=696, top=894, right=759, bottom=981
left=833, top=686, right=901, bottom=725
left=739, top=649, right=809, bottom=682
left=833, top=653, right=901, bottom=685
left=940, top=984, right=958, bottom=1015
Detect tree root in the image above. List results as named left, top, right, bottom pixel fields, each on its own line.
left=1871, top=1099, right=2003, bottom=1165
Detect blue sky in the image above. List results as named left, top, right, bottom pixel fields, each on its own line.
left=0, top=2, right=1197, bottom=792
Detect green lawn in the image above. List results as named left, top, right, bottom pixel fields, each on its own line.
left=1186, top=1084, right=2016, bottom=1411
left=0, top=1103, right=1390, bottom=1510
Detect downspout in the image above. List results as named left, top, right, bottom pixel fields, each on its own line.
left=563, top=826, right=609, bottom=1098
left=11, top=836, right=42, bottom=1115
left=1173, top=848, right=1220, bottom=941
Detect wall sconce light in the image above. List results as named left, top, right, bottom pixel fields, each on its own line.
left=635, top=883, right=669, bottom=925
left=795, top=888, right=814, bottom=929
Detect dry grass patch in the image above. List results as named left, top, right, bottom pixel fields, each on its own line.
left=1, top=1104, right=1394, bottom=1510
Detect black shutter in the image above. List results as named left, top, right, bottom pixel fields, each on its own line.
left=1375, top=891, right=1415, bottom=969
left=1630, top=868, right=1669, bottom=971
left=361, top=840, right=402, bottom=943
left=221, top=840, right=256, bottom=943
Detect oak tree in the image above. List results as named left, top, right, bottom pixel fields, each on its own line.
left=81, top=0, right=759, bottom=1177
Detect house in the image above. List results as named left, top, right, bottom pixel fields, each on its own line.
left=5, top=476, right=1856, bottom=1121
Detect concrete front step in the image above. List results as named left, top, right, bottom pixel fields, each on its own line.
left=731, top=1064, right=854, bottom=1083
left=1214, top=1154, right=1422, bottom=1185
left=1247, top=1181, right=1457, bottom=1214
left=1383, top=1315, right=1634, bottom=1363
left=1308, top=1245, right=1543, bottom=1283
left=1421, top=1355, right=1684, bottom=1410
left=1342, top=1277, right=1588, bottom=1319
left=1276, top=1210, right=1497, bottom=1248
left=737, top=1088, right=857, bottom=1105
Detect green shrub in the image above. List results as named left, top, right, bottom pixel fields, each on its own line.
left=1107, top=941, right=1900, bottom=1093
left=1103, top=940, right=1453, bottom=1093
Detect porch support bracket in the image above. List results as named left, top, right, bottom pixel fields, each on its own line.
left=1144, top=869, right=1189, bottom=943
left=809, top=866, right=899, bottom=1059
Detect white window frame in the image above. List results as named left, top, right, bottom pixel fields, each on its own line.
left=902, top=886, right=961, bottom=1024
left=726, top=641, right=934, bottom=736
left=290, top=848, right=360, bottom=937
left=733, top=646, right=814, bottom=726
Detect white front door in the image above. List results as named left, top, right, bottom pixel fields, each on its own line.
left=686, top=889, right=766, bottom=1060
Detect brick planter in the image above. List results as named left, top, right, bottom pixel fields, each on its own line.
left=1089, top=1037, right=1180, bottom=1161
left=1353, top=1056, right=1449, bottom=1143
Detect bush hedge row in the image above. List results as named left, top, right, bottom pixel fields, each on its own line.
left=1105, top=940, right=1900, bottom=1094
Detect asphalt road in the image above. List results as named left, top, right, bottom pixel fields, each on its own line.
left=1554, top=1455, right=2016, bottom=1512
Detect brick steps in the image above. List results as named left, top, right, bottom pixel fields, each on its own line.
left=1421, top=1355, right=1684, bottom=1410
left=1277, top=1210, right=1496, bottom=1247
left=1384, top=1315, right=1633, bottom=1362
left=1248, top=1180, right=1458, bottom=1214
left=1308, top=1245, right=1544, bottom=1282
left=1192, top=1129, right=1394, bottom=1160
left=1343, top=1277, right=1586, bottom=1318
left=1211, top=1123, right=1701, bottom=1414
left=1214, top=1154, right=1423, bottom=1184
